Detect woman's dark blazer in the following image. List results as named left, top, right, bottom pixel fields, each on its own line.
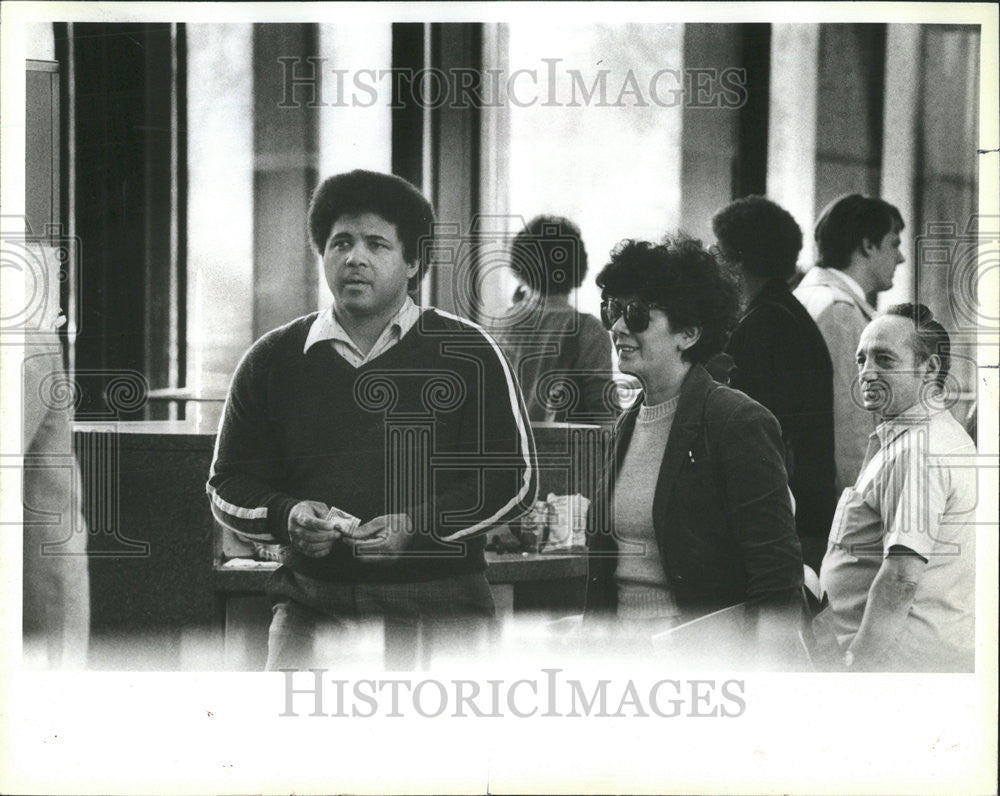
left=585, top=363, right=804, bottom=620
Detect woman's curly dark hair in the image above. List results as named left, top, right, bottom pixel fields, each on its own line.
left=711, top=195, right=802, bottom=279
left=595, top=235, right=741, bottom=365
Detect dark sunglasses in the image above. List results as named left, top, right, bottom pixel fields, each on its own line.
left=600, top=298, right=666, bottom=333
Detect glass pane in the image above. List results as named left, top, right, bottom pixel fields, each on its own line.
left=505, top=23, right=684, bottom=326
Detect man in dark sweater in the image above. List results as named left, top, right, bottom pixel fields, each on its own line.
left=207, top=170, right=537, bottom=669
left=712, top=196, right=838, bottom=573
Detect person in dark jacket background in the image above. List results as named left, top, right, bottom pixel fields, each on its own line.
left=585, top=235, right=804, bottom=664
left=712, top=196, right=838, bottom=572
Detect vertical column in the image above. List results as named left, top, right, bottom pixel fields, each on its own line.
left=70, top=23, right=172, bottom=415
left=252, top=24, right=319, bottom=339
left=569, top=424, right=608, bottom=504
left=767, top=23, right=820, bottom=266
left=142, top=24, right=180, bottom=403
left=913, top=26, right=982, bottom=421
left=316, top=24, right=393, bottom=309
left=430, top=23, right=482, bottom=318
left=25, top=61, right=59, bottom=240
left=385, top=424, right=433, bottom=532
left=814, top=25, right=887, bottom=216
left=879, top=24, right=921, bottom=308
left=680, top=24, right=742, bottom=245
left=186, top=24, right=254, bottom=403
left=477, top=23, right=513, bottom=325
left=55, top=23, right=78, bottom=376
left=736, top=23, right=772, bottom=198
left=391, top=22, right=426, bottom=188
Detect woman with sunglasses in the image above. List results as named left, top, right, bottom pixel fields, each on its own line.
left=585, top=236, right=805, bottom=665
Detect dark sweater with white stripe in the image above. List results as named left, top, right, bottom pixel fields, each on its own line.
left=207, top=308, right=538, bottom=583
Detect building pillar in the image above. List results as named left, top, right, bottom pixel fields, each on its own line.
left=879, top=24, right=921, bottom=308
left=186, top=24, right=254, bottom=401
left=767, top=23, right=820, bottom=266
left=252, top=24, right=319, bottom=339
left=316, top=24, right=393, bottom=309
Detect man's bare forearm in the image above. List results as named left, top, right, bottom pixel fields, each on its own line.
left=848, top=560, right=921, bottom=670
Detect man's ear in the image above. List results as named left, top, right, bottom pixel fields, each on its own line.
left=405, top=259, right=420, bottom=279
left=922, top=353, right=942, bottom=384
left=860, top=236, right=878, bottom=258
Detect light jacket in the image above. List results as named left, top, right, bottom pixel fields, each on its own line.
left=794, top=266, right=878, bottom=494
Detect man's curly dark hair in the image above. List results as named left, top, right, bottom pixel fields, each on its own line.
left=711, top=195, right=803, bottom=279
left=595, top=235, right=741, bottom=365
left=307, top=170, right=435, bottom=291
left=508, top=215, right=588, bottom=297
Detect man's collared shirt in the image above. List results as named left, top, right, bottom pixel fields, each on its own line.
left=819, top=407, right=977, bottom=670
left=303, top=297, right=422, bottom=367
left=822, top=268, right=876, bottom=317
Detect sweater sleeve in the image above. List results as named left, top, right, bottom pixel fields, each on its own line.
left=206, top=338, right=299, bottom=545
left=408, top=326, right=538, bottom=544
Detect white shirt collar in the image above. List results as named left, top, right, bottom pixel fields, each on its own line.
left=875, top=405, right=942, bottom=447
left=303, top=296, right=420, bottom=354
left=826, top=268, right=876, bottom=314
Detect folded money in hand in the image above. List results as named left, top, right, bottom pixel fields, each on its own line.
left=325, top=506, right=361, bottom=535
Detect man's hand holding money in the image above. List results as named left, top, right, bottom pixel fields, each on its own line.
left=347, top=513, right=414, bottom=562
left=287, top=501, right=360, bottom=558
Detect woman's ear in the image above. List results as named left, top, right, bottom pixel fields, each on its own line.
left=678, top=326, right=702, bottom=352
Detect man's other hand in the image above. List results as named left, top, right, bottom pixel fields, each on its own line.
left=288, top=500, right=341, bottom=558
left=348, top=513, right=414, bottom=562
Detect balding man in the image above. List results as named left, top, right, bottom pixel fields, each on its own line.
left=815, top=304, right=975, bottom=672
